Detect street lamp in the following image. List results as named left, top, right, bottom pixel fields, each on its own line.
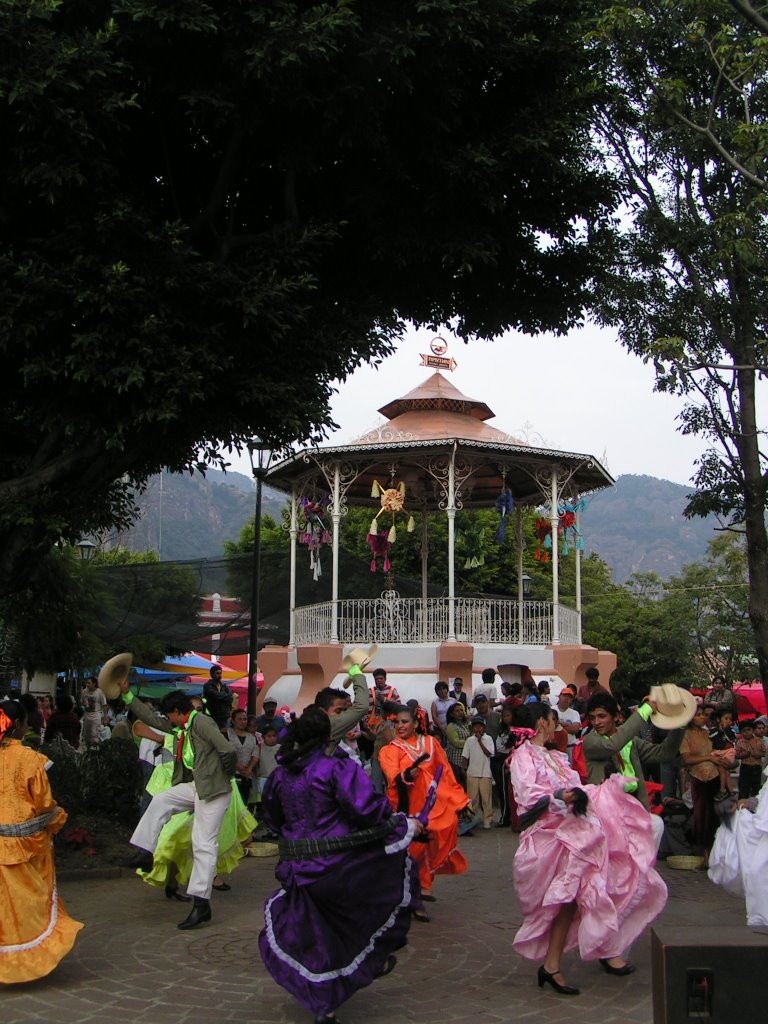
left=75, top=537, right=97, bottom=562
left=521, top=573, right=532, bottom=599
left=247, top=438, right=275, bottom=719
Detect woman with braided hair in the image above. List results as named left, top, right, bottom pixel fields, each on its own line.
left=507, top=702, right=667, bottom=997
left=258, top=705, right=423, bottom=1024
left=0, top=700, right=82, bottom=983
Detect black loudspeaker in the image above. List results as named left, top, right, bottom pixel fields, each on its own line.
left=652, top=925, right=768, bottom=1023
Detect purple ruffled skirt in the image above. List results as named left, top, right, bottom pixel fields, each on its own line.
left=259, top=833, right=418, bottom=1016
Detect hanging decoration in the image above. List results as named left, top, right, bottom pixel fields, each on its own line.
left=459, top=522, right=486, bottom=569
left=558, top=498, right=587, bottom=556
left=495, top=488, right=514, bottom=543
left=366, top=480, right=416, bottom=572
left=298, top=496, right=331, bottom=581
left=533, top=516, right=553, bottom=563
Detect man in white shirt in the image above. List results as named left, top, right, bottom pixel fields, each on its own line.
left=462, top=717, right=495, bottom=829
left=81, top=675, right=107, bottom=746
left=555, top=685, right=582, bottom=763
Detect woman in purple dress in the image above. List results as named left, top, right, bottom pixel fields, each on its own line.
left=258, top=706, right=423, bottom=1024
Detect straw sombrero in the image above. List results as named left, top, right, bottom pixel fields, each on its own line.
left=98, top=652, right=133, bottom=701
left=649, top=684, right=697, bottom=730
left=341, top=644, right=378, bottom=672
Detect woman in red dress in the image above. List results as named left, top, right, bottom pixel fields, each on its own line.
left=379, top=706, right=470, bottom=920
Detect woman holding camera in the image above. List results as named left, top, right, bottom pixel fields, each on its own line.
left=507, top=702, right=667, bottom=996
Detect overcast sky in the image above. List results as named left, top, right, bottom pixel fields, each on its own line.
left=225, top=323, right=707, bottom=488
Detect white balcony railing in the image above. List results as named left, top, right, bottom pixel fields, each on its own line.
left=294, top=596, right=580, bottom=646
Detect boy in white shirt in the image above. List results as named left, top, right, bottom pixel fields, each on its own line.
left=462, top=717, right=495, bottom=829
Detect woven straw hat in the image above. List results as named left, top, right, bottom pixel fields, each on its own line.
left=98, top=652, right=133, bottom=700
left=649, top=684, right=697, bottom=730
left=341, top=644, right=378, bottom=672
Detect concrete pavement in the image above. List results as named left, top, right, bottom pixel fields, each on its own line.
left=2, top=830, right=748, bottom=1024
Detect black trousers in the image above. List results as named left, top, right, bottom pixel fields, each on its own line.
left=738, top=763, right=763, bottom=798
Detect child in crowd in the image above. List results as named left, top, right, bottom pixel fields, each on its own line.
left=255, top=725, right=280, bottom=797
left=736, top=720, right=765, bottom=798
left=755, top=720, right=768, bottom=768
left=710, top=707, right=737, bottom=800
left=461, top=717, right=495, bottom=829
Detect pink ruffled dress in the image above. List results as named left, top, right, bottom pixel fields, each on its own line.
left=507, top=742, right=667, bottom=961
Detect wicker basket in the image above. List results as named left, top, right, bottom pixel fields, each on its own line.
left=666, top=855, right=705, bottom=871
left=244, top=842, right=279, bottom=858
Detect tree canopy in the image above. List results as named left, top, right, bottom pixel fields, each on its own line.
left=592, top=0, right=768, bottom=695
left=0, top=0, right=617, bottom=596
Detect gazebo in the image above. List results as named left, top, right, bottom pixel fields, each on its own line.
left=256, top=359, right=617, bottom=710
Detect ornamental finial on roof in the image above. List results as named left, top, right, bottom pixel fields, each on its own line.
left=420, top=335, right=457, bottom=372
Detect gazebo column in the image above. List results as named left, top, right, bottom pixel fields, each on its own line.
left=288, top=487, right=298, bottom=648
left=421, top=511, right=429, bottom=642
left=575, top=495, right=583, bottom=643
left=516, top=507, right=525, bottom=644
left=447, top=447, right=456, bottom=642
left=331, top=464, right=341, bottom=644
left=550, top=470, right=560, bottom=645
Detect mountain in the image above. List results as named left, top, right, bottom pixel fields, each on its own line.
left=117, top=470, right=718, bottom=582
left=116, top=469, right=285, bottom=561
left=584, top=474, right=718, bottom=582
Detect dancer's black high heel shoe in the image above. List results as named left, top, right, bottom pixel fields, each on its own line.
left=599, top=958, right=636, bottom=976
left=537, top=965, right=580, bottom=995
left=165, top=886, right=191, bottom=902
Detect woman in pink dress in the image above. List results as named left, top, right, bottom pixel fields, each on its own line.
left=507, top=702, right=667, bottom=996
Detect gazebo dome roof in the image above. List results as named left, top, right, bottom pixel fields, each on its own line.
left=266, top=370, right=613, bottom=506
left=357, top=371, right=521, bottom=446
left=376, top=371, right=495, bottom=423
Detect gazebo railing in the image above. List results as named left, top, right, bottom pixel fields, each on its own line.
left=294, top=596, right=580, bottom=646
left=294, top=601, right=335, bottom=647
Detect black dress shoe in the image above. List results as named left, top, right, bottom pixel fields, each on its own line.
left=165, top=886, right=191, bottom=902
left=178, top=897, right=211, bottom=930
left=537, top=965, right=580, bottom=995
left=119, top=849, right=154, bottom=871
left=212, top=881, right=231, bottom=892
left=599, top=958, right=636, bottom=976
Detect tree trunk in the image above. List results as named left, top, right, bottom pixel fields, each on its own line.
left=735, top=364, right=768, bottom=707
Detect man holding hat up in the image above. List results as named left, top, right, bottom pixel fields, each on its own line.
left=582, top=685, right=696, bottom=849
left=116, top=680, right=237, bottom=930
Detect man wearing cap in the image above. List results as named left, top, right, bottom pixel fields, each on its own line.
left=202, top=664, right=233, bottom=731
left=255, top=698, right=286, bottom=734
left=582, top=687, right=693, bottom=849
left=461, top=717, right=495, bottom=829
left=555, top=685, right=582, bottom=763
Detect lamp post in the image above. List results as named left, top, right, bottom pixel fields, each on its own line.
left=247, top=439, right=274, bottom=719
left=521, top=573, right=532, bottom=599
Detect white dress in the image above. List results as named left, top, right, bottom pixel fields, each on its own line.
left=708, top=772, right=768, bottom=927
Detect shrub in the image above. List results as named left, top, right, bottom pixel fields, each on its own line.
left=41, top=736, right=143, bottom=823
